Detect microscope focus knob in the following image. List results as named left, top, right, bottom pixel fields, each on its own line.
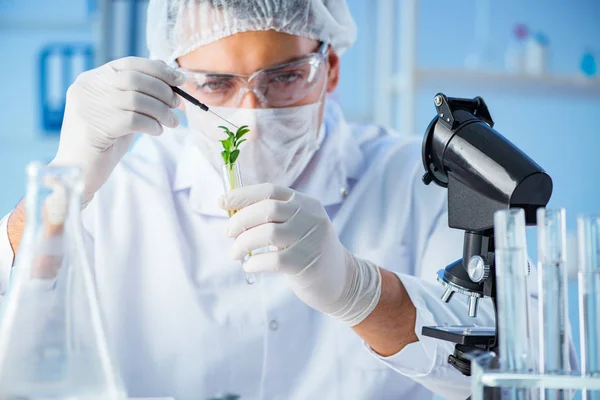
left=467, top=255, right=489, bottom=283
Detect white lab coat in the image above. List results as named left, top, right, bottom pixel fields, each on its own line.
left=0, top=100, right=568, bottom=400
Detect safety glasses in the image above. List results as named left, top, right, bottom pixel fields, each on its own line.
left=177, top=42, right=329, bottom=108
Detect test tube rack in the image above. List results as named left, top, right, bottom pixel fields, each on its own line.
left=470, top=351, right=600, bottom=399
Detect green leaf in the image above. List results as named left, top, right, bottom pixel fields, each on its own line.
left=236, top=126, right=250, bottom=140
left=218, top=124, right=247, bottom=166
left=230, top=149, right=240, bottom=164
left=221, top=150, right=229, bottom=164
left=220, top=139, right=232, bottom=152
left=218, top=125, right=232, bottom=137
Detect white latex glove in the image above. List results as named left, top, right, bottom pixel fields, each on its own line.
left=52, top=57, right=185, bottom=205
left=219, top=183, right=382, bottom=326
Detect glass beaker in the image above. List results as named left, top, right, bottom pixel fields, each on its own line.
left=221, top=163, right=255, bottom=285
left=537, top=208, right=570, bottom=400
left=494, top=208, right=537, bottom=400
left=577, top=215, right=600, bottom=400
left=0, top=162, right=126, bottom=400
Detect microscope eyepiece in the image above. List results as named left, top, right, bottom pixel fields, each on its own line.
left=422, top=93, right=552, bottom=229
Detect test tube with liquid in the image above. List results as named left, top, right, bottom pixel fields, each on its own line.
left=494, top=208, right=536, bottom=400
left=537, top=208, right=570, bottom=400
left=221, top=163, right=255, bottom=285
left=577, top=215, right=600, bottom=400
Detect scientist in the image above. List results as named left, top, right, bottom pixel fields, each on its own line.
left=0, top=1, right=559, bottom=399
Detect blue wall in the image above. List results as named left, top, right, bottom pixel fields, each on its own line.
left=338, top=0, right=600, bottom=225
left=0, top=0, right=93, bottom=212
left=0, top=0, right=599, bottom=397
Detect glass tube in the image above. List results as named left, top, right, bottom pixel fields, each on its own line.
left=577, top=215, right=600, bottom=400
left=537, top=208, right=570, bottom=400
left=495, top=209, right=536, bottom=400
left=221, top=163, right=255, bottom=285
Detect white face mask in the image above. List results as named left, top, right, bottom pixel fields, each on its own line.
left=185, top=91, right=326, bottom=188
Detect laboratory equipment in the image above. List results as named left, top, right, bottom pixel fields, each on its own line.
left=420, top=93, right=553, bottom=382
left=525, top=32, right=550, bottom=76
left=537, top=208, right=570, bottom=400
left=171, top=86, right=239, bottom=129
left=495, top=209, right=534, bottom=375
left=494, top=209, right=538, bottom=400
left=470, top=351, right=600, bottom=400
left=580, top=50, right=598, bottom=77
left=505, top=24, right=529, bottom=73
left=464, top=0, right=494, bottom=70
left=0, top=163, right=126, bottom=400
left=221, top=163, right=256, bottom=285
left=39, top=43, right=94, bottom=134
left=577, top=214, right=600, bottom=400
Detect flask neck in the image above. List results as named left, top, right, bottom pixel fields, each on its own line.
left=16, top=163, right=85, bottom=279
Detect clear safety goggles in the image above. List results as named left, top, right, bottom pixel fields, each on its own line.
left=176, top=42, right=329, bottom=108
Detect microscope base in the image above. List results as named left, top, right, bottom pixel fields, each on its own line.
left=423, top=326, right=501, bottom=400
left=422, top=325, right=496, bottom=376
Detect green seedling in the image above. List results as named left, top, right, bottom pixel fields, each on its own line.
left=220, top=125, right=250, bottom=217
left=219, top=125, right=249, bottom=167
left=219, top=125, right=255, bottom=271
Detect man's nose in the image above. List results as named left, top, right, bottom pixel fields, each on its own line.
left=236, top=88, right=263, bottom=109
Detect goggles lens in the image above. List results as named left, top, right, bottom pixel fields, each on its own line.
left=178, top=49, right=327, bottom=108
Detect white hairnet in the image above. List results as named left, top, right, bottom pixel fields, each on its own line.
left=146, top=0, right=357, bottom=64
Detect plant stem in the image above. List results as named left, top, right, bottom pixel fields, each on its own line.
left=227, top=162, right=252, bottom=257
left=227, top=164, right=237, bottom=218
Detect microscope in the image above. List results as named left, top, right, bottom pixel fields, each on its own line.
left=420, top=93, right=553, bottom=376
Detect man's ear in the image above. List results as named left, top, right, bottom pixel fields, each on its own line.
left=326, top=48, right=340, bottom=93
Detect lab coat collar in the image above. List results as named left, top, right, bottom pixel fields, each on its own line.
left=172, top=100, right=364, bottom=217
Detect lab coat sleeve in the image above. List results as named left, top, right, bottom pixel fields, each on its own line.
left=371, top=209, right=480, bottom=400
left=0, top=213, right=15, bottom=297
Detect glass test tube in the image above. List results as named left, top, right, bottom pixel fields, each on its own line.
left=577, top=215, right=600, bottom=400
left=537, top=208, right=570, bottom=400
left=221, top=163, right=255, bottom=285
left=494, top=209, right=536, bottom=400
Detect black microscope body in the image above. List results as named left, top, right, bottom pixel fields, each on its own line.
left=420, top=93, right=553, bottom=376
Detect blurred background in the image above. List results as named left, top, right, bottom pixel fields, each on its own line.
left=0, top=0, right=599, bottom=398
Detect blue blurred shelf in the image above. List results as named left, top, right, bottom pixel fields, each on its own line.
left=394, top=69, right=600, bottom=97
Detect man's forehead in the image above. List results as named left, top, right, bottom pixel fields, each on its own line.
left=177, top=31, right=319, bottom=74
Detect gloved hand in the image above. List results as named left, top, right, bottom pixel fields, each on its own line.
left=219, top=183, right=382, bottom=326
left=52, top=57, right=185, bottom=205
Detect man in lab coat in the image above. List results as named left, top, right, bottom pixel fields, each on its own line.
left=0, top=1, right=572, bottom=399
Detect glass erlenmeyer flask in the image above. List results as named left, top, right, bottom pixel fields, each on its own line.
left=0, top=163, right=126, bottom=400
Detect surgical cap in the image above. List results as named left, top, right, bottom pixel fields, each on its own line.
left=146, top=0, right=357, bottom=64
